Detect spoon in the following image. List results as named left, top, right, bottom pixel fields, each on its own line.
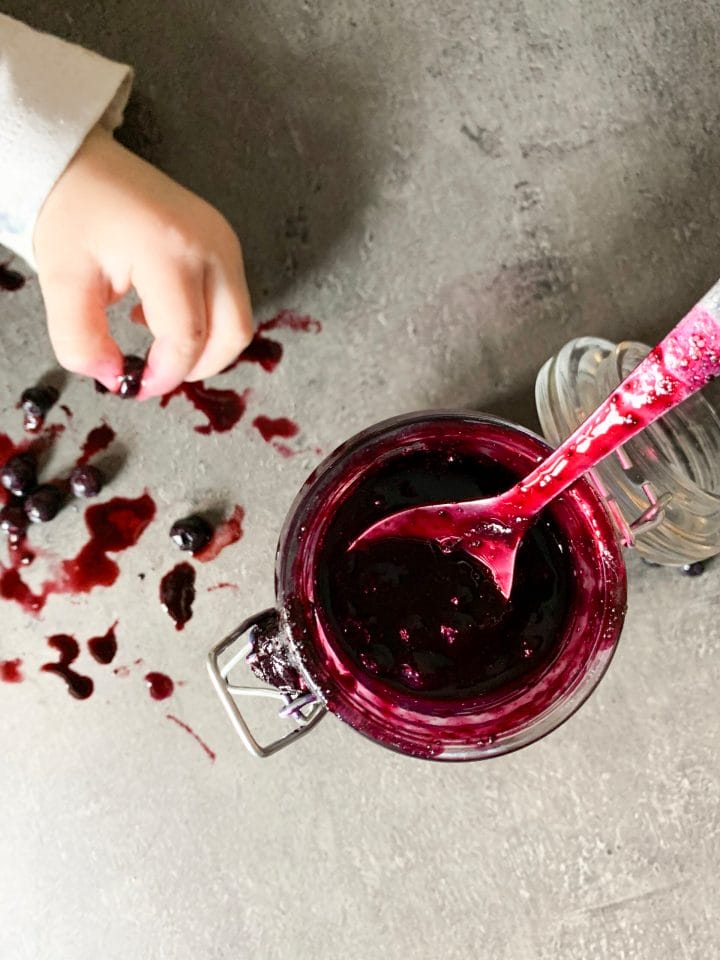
left=351, top=281, right=720, bottom=599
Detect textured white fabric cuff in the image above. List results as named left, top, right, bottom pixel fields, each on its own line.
left=0, top=14, right=133, bottom=269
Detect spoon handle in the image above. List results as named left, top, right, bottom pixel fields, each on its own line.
left=513, top=281, right=720, bottom=513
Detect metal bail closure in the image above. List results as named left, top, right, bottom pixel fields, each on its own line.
left=207, top=609, right=326, bottom=758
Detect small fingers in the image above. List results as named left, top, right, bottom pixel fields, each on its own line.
left=185, top=257, right=254, bottom=382
left=132, top=259, right=208, bottom=398
left=40, top=270, right=123, bottom=389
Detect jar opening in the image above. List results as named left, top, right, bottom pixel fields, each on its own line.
left=277, top=412, right=626, bottom=761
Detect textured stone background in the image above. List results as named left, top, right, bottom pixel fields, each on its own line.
left=1, top=2, right=719, bottom=958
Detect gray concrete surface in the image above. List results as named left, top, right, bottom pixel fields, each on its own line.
left=2, top=2, right=720, bottom=958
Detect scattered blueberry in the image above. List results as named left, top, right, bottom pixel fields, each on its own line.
left=20, top=386, right=59, bottom=420
left=24, top=485, right=63, bottom=523
left=681, top=561, right=705, bottom=577
left=0, top=501, right=28, bottom=540
left=69, top=464, right=104, bottom=499
left=169, top=515, right=213, bottom=553
left=118, top=355, right=145, bottom=398
left=0, top=454, right=37, bottom=497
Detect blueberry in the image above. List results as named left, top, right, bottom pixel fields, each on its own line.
left=118, top=355, right=145, bottom=398
left=169, top=515, right=213, bottom=553
left=0, top=454, right=37, bottom=497
left=24, top=485, right=63, bottom=523
left=69, top=464, right=104, bottom=499
left=20, top=386, right=59, bottom=419
left=0, top=501, right=28, bottom=540
left=681, top=561, right=705, bottom=577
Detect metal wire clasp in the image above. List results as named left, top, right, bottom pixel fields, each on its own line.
left=207, top=609, right=326, bottom=758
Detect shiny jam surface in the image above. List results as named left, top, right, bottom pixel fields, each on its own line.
left=316, top=451, right=571, bottom=699
left=281, top=415, right=627, bottom=760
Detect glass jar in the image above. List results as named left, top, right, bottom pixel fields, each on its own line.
left=208, top=340, right=720, bottom=763
left=536, top=337, right=720, bottom=563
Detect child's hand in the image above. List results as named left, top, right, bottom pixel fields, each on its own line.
left=33, top=126, right=253, bottom=398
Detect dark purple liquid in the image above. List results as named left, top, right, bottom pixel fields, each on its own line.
left=88, top=622, right=118, bottom=664
left=160, top=383, right=250, bottom=434
left=78, top=423, right=116, bottom=465
left=1, top=658, right=23, bottom=682
left=253, top=415, right=299, bottom=444
left=0, top=264, right=25, bottom=292
left=237, top=334, right=283, bottom=372
left=59, top=494, right=156, bottom=595
left=41, top=634, right=94, bottom=699
left=145, top=671, right=174, bottom=700
left=317, top=451, right=570, bottom=698
left=166, top=714, right=216, bottom=761
left=224, top=310, right=322, bottom=375
left=160, top=562, right=196, bottom=630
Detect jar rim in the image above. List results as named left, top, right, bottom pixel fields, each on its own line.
left=276, top=410, right=627, bottom=761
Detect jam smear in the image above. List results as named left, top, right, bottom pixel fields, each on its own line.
left=225, top=309, right=322, bottom=375
left=195, top=505, right=244, bottom=562
left=160, top=383, right=250, bottom=434
left=166, top=714, right=216, bottom=761
left=78, top=422, right=116, bottom=465
left=253, top=415, right=299, bottom=444
left=0, top=566, right=45, bottom=613
left=87, top=622, right=118, bottom=664
left=41, top=634, right=94, bottom=699
left=160, top=562, right=196, bottom=630
left=317, top=451, right=571, bottom=699
left=59, top=493, right=156, bottom=594
left=258, top=310, right=322, bottom=335
left=1, top=657, right=23, bottom=682
left=237, top=335, right=283, bottom=372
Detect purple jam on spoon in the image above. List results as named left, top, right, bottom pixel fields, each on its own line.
left=354, top=291, right=720, bottom=597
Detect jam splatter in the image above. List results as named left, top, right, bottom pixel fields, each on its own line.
left=166, top=714, right=216, bottom=761
left=195, top=505, right=244, bottom=562
left=58, top=493, right=156, bottom=595
left=207, top=581, right=239, bottom=591
left=160, top=562, right=196, bottom=630
left=253, top=415, right=299, bottom=444
left=41, top=634, right=94, bottom=699
left=0, top=566, right=44, bottom=613
left=87, top=622, right=118, bottom=664
left=226, top=309, right=322, bottom=375
left=0, top=263, right=25, bottom=292
left=78, top=422, right=116, bottom=465
left=259, top=310, right=322, bottom=335
left=0, top=658, right=23, bottom=682
left=145, top=671, right=174, bottom=700
left=237, top=334, right=283, bottom=372
left=2, top=493, right=156, bottom=614
left=252, top=415, right=300, bottom=458
left=160, top=383, right=250, bottom=434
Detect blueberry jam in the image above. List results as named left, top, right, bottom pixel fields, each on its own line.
left=87, top=622, right=118, bottom=664
left=160, top=383, right=250, bottom=434
left=316, top=450, right=570, bottom=699
left=160, top=562, right=196, bottom=630
left=41, top=634, right=94, bottom=700
left=280, top=413, right=626, bottom=760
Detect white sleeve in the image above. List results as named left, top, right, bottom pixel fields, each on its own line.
left=0, top=14, right=133, bottom=269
